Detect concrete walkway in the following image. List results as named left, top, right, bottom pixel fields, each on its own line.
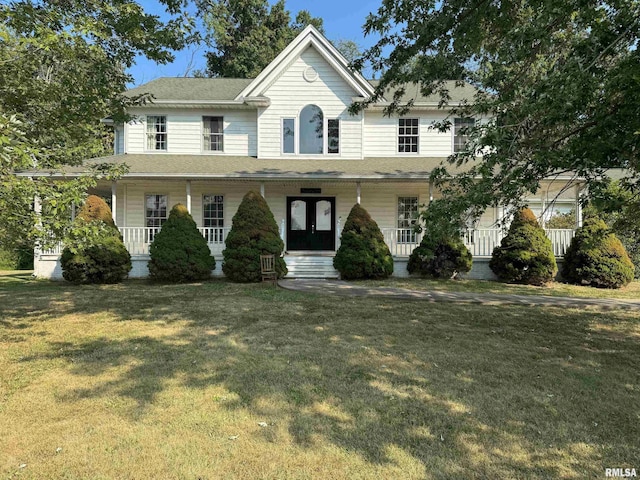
left=278, top=279, right=640, bottom=310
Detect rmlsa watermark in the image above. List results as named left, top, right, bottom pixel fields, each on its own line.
left=605, top=468, right=637, bottom=478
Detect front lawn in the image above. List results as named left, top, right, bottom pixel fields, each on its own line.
left=1, top=274, right=639, bottom=478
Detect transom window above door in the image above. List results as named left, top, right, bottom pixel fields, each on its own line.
left=282, top=104, right=340, bottom=155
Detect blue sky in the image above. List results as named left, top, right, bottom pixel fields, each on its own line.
left=129, top=0, right=382, bottom=87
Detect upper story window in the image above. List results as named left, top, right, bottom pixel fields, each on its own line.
left=146, top=116, right=167, bottom=151
left=300, top=104, right=323, bottom=154
left=203, top=116, right=224, bottom=152
left=398, top=118, right=419, bottom=153
left=282, top=104, right=340, bottom=155
left=454, top=117, right=475, bottom=152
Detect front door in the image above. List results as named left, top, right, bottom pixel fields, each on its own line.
left=287, top=197, right=335, bottom=251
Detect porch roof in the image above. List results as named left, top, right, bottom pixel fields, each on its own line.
left=23, top=154, right=470, bottom=181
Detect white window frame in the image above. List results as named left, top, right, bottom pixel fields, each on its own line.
left=453, top=117, right=475, bottom=153
left=282, top=117, right=296, bottom=154
left=145, top=115, right=167, bottom=151
left=202, top=116, right=224, bottom=153
left=397, top=196, right=419, bottom=243
left=202, top=194, right=224, bottom=242
left=397, top=118, right=419, bottom=154
left=144, top=193, right=169, bottom=242
left=327, top=118, right=340, bottom=155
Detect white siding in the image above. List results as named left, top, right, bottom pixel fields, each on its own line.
left=259, top=47, right=363, bottom=159
left=364, top=112, right=453, bottom=157
left=124, top=109, right=256, bottom=156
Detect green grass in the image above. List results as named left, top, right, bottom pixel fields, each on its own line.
left=1, top=273, right=639, bottom=478
left=353, top=277, right=640, bottom=300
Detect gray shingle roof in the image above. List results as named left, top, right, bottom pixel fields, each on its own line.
left=25, top=154, right=472, bottom=180
left=125, top=77, right=477, bottom=105
left=126, top=78, right=253, bottom=101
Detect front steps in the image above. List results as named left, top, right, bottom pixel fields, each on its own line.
left=284, top=254, right=339, bottom=279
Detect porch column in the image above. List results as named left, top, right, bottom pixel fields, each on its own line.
left=33, top=184, right=41, bottom=260
left=186, top=180, right=192, bottom=214
left=575, top=185, right=583, bottom=228
left=260, top=182, right=265, bottom=198
left=111, top=182, right=117, bottom=224
left=356, top=182, right=361, bottom=205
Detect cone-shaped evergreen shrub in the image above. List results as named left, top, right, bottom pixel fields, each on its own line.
left=562, top=217, right=634, bottom=288
left=61, top=195, right=132, bottom=284
left=490, top=208, right=557, bottom=285
left=408, top=233, right=472, bottom=279
left=149, top=203, right=215, bottom=282
left=333, top=204, right=394, bottom=280
left=222, top=191, right=287, bottom=282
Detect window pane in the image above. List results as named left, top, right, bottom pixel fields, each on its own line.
left=283, top=118, right=295, bottom=153
left=290, top=200, right=306, bottom=230
left=316, top=200, right=331, bottom=231
left=397, top=196, right=418, bottom=243
left=398, top=118, right=419, bottom=153
left=203, top=116, right=223, bottom=151
left=299, top=105, right=323, bottom=154
left=147, top=116, right=167, bottom=151
left=145, top=194, right=168, bottom=241
left=454, top=117, right=475, bottom=152
left=328, top=119, right=339, bottom=154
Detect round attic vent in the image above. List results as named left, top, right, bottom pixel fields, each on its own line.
left=303, top=66, right=318, bottom=82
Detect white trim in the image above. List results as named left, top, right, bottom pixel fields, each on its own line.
left=236, top=25, right=375, bottom=101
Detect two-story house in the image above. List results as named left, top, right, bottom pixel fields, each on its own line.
left=33, top=25, right=582, bottom=279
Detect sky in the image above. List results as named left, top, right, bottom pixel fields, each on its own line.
left=128, top=0, right=383, bottom=87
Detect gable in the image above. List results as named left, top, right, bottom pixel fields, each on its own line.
left=236, top=25, right=374, bottom=101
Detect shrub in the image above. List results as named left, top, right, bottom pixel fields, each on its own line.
left=490, top=207, right=557, bottom=285
left=149, top=203, right=215, bottom=282
left=333, top=204, right=394, bottom=280
left=408, top=234, right=472, bottom=279
left=562, top=217, right=634, bottom=288
left=61, top=195, right=132, bottom=284
left=222, top=191, right=287, bottom=282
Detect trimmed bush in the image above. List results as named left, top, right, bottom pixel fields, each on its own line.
left=61, top=195, right=132, bottom=284
left=408, top=234, right=472, bottom=279
left=333, top=204, right=393, bottom=280
left=149, top=204, right=215, bottom=282
left=562, top=217, right=634, bottom=288
left=490, top=208, right=557, bottom=285
left=222, top=191, right=287, bottom=282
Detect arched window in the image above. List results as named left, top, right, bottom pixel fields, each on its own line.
left=299, top=104, right=324, bottom=154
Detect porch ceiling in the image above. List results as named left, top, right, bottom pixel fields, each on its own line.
left=22, top=154, right=467, bottom=181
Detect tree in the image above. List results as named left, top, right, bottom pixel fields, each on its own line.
left=61, top=195, right=132, bottom=284
left=149, top=204, right=216, bottom=282
left=333, top=204, right=394, bottom=280
left=489, top=208, right=557, bottom=285
left=0, top=1, right=195, bottom=251
left=562, top=217, right=634, bottom=289
left=222, top=191, right=287, bottom=282
left=354, top=0, right=640, bottom=229
left=197, top=0, right=323, bottom=78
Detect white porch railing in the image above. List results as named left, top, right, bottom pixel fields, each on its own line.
left=380, top=227, right=575, bottom=258
left=119, top=227, right=231, bottom=256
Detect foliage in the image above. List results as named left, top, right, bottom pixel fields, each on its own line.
left=490, top=208, right=557, bottom=285
left=354, top=0, right=640, bottom=227
left=222, top=191, right=287, bottom=282
left=333, top=204, right=393, bottom=280
left=0, top=0, right=194, bottom=250
left=149, top=204, right=215, bottom=282
left=588, top=180, right=640, bottom=278
left=407, top=233, right=472, bottom=279
left=197, top=0, right=323, bottom=78
left=61, top=196, right=131, bottom=284
left=562, top=217, right=634, bottom=289
left=546, top=209, right=576, bottom=229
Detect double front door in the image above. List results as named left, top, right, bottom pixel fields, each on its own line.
left=287, top=197, right=335, bottom=251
